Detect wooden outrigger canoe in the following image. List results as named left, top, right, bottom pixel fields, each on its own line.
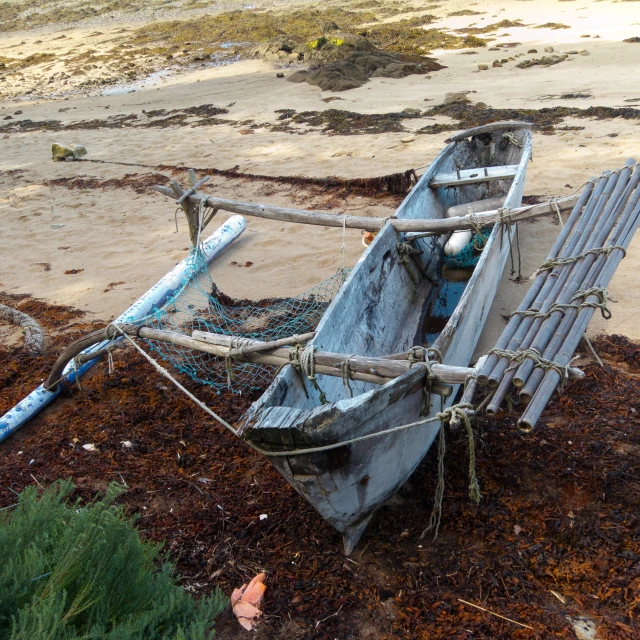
left=239, top=122, right=533, bottom=554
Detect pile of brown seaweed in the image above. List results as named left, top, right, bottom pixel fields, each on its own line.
left=0, top=293, right=638, bottom=639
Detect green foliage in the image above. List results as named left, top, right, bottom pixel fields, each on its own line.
left=0, top=481, right=226, bottom=640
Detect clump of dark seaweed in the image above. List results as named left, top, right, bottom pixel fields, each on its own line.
left=457, top=19, right=528, bottom=35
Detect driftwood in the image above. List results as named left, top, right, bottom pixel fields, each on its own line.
left=0, top=304, right=44, bottom=356
left=155, top=184, right=579, bottom=234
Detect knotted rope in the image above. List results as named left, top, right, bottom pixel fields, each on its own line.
left=502, top=132, right=522, bottom=148
left=408, top=346, right=443, bottom=415
left=289, top=344, right=328, bottom=404
left=397, top=242, right=420, bottom=284
left=489, top=347, right=570, bottom=387
left=535, top=244, right=627, bottom=275
left=422, top=403, right=480, bottom=540
left=341, top=354, right=355, bottom=398
left=512, top=287, right=611, bottom=322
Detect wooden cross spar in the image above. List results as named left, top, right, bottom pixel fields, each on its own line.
left=154, top=183, right=580, bottom=236
left=45, top=325, right=584, bottom=396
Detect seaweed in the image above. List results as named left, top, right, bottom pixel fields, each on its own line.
left=447, top=10, right=485, bottom=16
left=129, top=8, right=379, bottom=51
left=419, top=102, right=640, bottom=134
left=361, top=19, right=487, bottom=54
left=291, top=108, right=408, bottom=135
left=458, top=19, right=528, bottom=34
left=534, top=22, right=571, bottom=29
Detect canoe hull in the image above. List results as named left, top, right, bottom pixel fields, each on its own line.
left=242, top=126, right=532, bottom=553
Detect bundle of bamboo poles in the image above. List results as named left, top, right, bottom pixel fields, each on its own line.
left=474, top=159, right=640, bottom=431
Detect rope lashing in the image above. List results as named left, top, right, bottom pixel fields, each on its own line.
left=535, top=244, right=627, bottom=275
left=422, top=403, right=480, bottom=540
left=288, top=344, right=328, bottom=404
left=550, top=197, right=564, bottom=227
left=514, top=287, right=612, bottom=322
left=397, top=242, right=420, bottom=284
left=223, top=335, right=256, bottom=387
left=502, top=132, right=522, bottom=148
left=407, top=346, right=443, bottom=415
left=489, top=347, right=570, bottom=387
left=380, top=215, right=397, bottom=228
left=341, top=355, right=355, bottom=398
left=571, top=287, right=612, bottom=319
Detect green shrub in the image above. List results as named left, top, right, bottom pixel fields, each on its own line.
left=0, top=481, right=226, bottom=640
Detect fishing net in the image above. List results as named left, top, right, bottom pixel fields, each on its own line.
left=133, top=250, right=348, bottom=394
left=443, top=229, right=492, bottom=269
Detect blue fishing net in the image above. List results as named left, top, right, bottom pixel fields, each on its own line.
left=443, top=229, right=492, bottom=269
left=135, top=250, right=348, bottom=394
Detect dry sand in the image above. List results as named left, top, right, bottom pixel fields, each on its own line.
left=1, top=0, right=639, bottom=360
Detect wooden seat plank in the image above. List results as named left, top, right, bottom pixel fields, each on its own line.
left=430, top=164, right=519, bottom=189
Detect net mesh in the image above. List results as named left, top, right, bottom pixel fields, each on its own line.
left=134, top=251, right=348, bottom=394
left=443, top=229, right=492, bottom=269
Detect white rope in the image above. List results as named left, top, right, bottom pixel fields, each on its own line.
left=340, top=215, right=347, bottom=272
left=110, top=323, right=239, bottom=437
left=550, top=197, right=564, bottom=228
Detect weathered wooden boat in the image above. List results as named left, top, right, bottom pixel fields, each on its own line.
left=239, top=122, right=533, bottom=554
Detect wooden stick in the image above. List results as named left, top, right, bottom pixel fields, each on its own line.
left=457, top=599, right=534, bottom=630
left=192, top=330, right=473, bottom=384
left=170, top=179, right=199, bottom=246
left=175, top=175, right=210, bottom=205
left=154, top=185, right=579, bottom=234
left=212, top=332, right=317, bottom=356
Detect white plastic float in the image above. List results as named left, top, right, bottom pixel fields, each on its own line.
left=0, top=215, right=246, bottom=443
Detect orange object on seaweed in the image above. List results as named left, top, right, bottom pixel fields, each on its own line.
left=231, top=572, right=267, bottom=631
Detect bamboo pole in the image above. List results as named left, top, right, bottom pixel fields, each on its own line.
left=518, top=197, right=640, bottom=431
left=476, top=181, right=595, bottom=383
left=516, top=180, right=640, bottom=400
left=154, top=185, right=579, bottom=234
left=482, top=170, right=616, bottom=394
left=511, top=162, right=640, bottom=388
left=485, top=162, right=638, bottom=414
left=483, top=168, right=629, bottom=413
